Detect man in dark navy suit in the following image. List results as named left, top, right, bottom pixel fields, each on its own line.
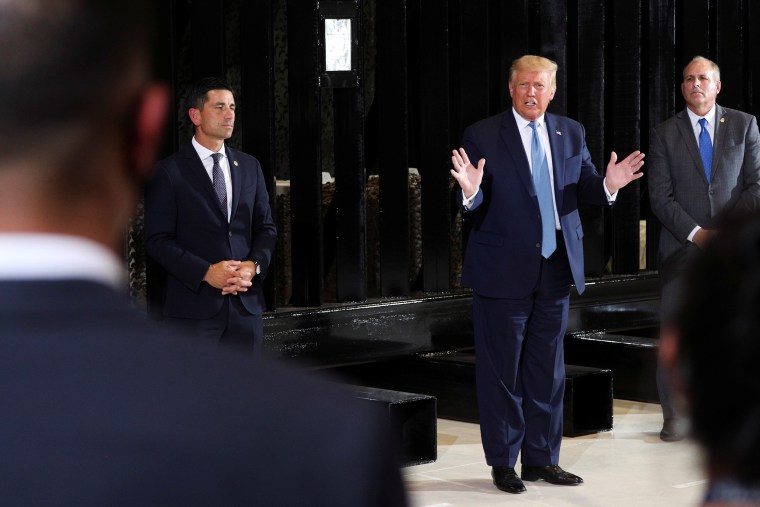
left=145, top=77, right=277, bottom=354
left=0, top=2, right=407, bottom=505
left=450, top=54, right=645, bottom=494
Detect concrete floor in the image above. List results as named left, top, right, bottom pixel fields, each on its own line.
left=403, top=400, right=705, bottom=506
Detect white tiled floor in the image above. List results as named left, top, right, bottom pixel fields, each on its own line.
left=403, top=400, right=706, bottom=506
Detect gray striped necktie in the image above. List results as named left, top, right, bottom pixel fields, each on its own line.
left=211, top=152, right=227, bottom=212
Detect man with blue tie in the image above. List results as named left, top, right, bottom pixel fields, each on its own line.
left=648, top=56, right=760, bottom=442
left=450, top=54, right=645, bottom=494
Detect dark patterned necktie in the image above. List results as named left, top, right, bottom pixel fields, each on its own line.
left=211, top=152, right=227, bottom=212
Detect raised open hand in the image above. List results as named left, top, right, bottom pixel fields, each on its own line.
left=450, top=147, right=485, bottom=198
left=605, top=150, right=645, bottom=194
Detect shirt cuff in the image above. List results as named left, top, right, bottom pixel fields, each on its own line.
left=603, top=178, right=617, bottom=203
left=687, top=226, right=701, bottom=243
left=462, top=188, right=481, bottom=210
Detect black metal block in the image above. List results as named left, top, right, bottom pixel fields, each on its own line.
left=350, top=386, right=437, bottom=467
left=339, top=353, right=613, bottom=438
left=565, top=329, right=659, bottom=402
left=563, top=365, right=613, bottom=437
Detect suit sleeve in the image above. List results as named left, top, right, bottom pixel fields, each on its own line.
left=647, top=126, right=699, bottom=243
left=247, top=161, right=277, bottom=279
left=144, top=162, right=211, bottom=292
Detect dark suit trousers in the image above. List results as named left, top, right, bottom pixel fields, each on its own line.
left=473, top=234, right=572, bottom=468
left=164, top=296, right=263, bottom=356
left=656, top=246, right=695, bottom=421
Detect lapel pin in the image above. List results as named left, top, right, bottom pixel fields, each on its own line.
left=233, top=160, right=239, bottom=166
left=720, top=118, right=725, bottom=123
left=556, top=130, right=562, bottom=136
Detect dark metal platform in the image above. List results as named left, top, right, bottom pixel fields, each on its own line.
left=263, top=273, right=661, bottom=372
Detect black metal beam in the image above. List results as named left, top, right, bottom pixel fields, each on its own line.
left=448, top=0, right=490, bottom=144
left=676, top=0, right=711, bottom=89
left=334, top=87, right=368, bottom=302
left=644, top=0, right=677, bottom=272
left=715, top=0, right=746, bottom=110
left=418, top=0, right=450, bottom=292
left=570, top=0, right=607, bottom=277
left=241, top=0, right=278, bottom=310
left=287, top=0, right=324, bottom=306
left=491, top=0, right=529, bottom=114
left=608, top=0, right=643, bottom=275
left=377, top=0, right=410, bottom=297
left=537, top=0, right=568, bottom=115
left=750, top=1, right=760, bottom=118
left=190, top=0, right=226, bottom=79
left=155, top=0, right=182, bottom=156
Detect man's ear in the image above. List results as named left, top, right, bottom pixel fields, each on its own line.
left=188, top=107, right=201, bottom=126
left=130, top=82, right=169, bottom=181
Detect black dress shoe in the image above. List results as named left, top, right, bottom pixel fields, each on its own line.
left=491, top=466, right=526, bottom=494
left=521, top=465, right=583, bottom=485
left=660, top=418, right=685, bottom=442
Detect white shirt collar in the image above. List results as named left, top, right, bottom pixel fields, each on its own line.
left=0, top=233, right=125, bottom=289
left=192, top=137, right=226, bottom=161
left=513, top=108, right=546, bottom=130
left=686, top=105, right=717, bottom=128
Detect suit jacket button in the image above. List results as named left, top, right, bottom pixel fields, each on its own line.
left=536, top=243, right=541, bottom=249
left=228, top=231, right=232, bottom=237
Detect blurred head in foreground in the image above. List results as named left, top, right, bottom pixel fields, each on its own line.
left=661, top=211, right=760, bottom=495
left=0, top=0, right=168, bottom=248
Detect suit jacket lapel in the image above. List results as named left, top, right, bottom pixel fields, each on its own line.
left=499, top=112, right=535, bottom=198
left=226, top=146, right=242, bottom=219
left=544, top=113, right=564, bottom=213
left=675, top=108, right=710, bottom=184
left=711, top=104, right=727, bottom=180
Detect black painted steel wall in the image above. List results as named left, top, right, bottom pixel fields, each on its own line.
left=149, top=0, right=760, bottom=311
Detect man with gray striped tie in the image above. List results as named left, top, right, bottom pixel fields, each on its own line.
left=145, top=77, right=277, bottom=354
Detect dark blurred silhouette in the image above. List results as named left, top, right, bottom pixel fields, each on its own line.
left=0, top=1, right=407, bottom=505
left=660, top=211, right=760, bottom=506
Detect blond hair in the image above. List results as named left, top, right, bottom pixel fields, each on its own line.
left=509, top=55, right=558, bottom=90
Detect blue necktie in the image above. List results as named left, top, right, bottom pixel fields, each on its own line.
left=698, top=118, right=712, bottom=183
left=529, top=121, right=556, bottom=258
left=211, top=152, right=228, bottom=214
